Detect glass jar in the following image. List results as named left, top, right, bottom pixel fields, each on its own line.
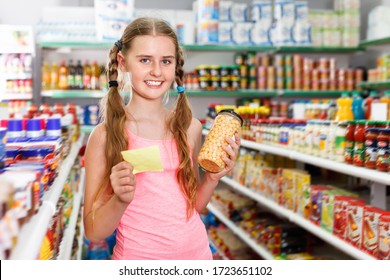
left=345, top=120, right=355, bottom=164
left=364, top=128, right=378, bottom=169
left=376, top=128, right=390, bottom=172
left=334, top=121, right=347, bottom=162
left=353, top=120, right=365, bottom=167
left=198, top=110, right=243, bottom=173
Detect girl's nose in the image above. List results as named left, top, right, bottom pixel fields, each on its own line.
left=150, top=62, right=162, bottom=77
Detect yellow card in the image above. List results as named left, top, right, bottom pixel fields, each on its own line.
left=121, top=145, right=163, bottom=174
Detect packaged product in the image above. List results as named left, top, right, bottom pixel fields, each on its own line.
left=293, top=172, right=311, bottom=216
left=281, top=169, right=307, bottom=211
left=378, top=213, right=390, bottom=260
left=346, top=198, right=365, bottom=248
left=309, top=185, right=332, bottom=225
left=362, top=206, right=386, bottom=257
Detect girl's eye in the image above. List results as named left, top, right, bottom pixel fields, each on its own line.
left=140, top=58, right=150, bottom=63
left=162, top=59, right=171, bottom=65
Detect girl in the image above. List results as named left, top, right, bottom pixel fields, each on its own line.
left=83, top=17, right=240, bottom=260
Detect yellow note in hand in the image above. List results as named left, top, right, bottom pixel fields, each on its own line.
left=121, top=145, right=163, bottom=174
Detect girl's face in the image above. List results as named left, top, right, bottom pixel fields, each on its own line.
left=122, top=35, right=176, bottom=100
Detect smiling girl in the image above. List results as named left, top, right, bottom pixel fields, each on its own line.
left=83, top=17, right=240, bottom=260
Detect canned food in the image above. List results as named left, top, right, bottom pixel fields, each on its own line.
left=231, top=77, right=240, bottom=90
left=220, top=77, right=230, bottom=90
left=239, top=65, right=248, bottom=78
left=249, top=78, right=257, bottom=89
left=198, top=109, right=243, bottom=172
left=246, top=52, right=257, bottom=66
left=248, top=65, right=257, bottom=78
left=210, top=65, right=220, bottom=77
left=234, top=53, right=246, bottom=65
left=240, top=78, right=248, bottom=89
left=196, top=65, right=210, bottom=78
left=220, top=66, right=230, bottom=77
left=231, top=66, right=240, bottom=78
left=199, top=77, right=210, bottom=90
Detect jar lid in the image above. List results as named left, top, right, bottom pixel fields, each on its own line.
left=217, top=109, right=243, bottom=126
left=366, top=128, right=379, bottom=133
left=378, top=128, right=390, bottom=133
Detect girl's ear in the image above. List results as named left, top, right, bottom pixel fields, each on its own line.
left=117, top=52, right=127, bottom=72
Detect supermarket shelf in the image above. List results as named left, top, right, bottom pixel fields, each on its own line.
left=40, top=41, right=113, bottom=49
left=0, top=73, right=32, bottom=80
left=220, top=176, right=376, bottom=260
left=360, top=37, right=390, bottom=48
left=202, top=130, right=390, bottom=185
left=76, top=220, right=85, bottom=260
left=81, top=125, right=95, bottom=134
left=208, top=238, right=229, bottom=260
left=10, top=135, right=84, bottom=260
left=206, top=203, right=275, bottom=260
left=39, top=42, right=363, bottom=54
left=358, top=81, right=390, bottom=90
left=57, top=168, right=85, bottom=260
left=183, top=44, right=276, bottom=52
left=240, top=139, right=390, bottom=186
left=41, top=90, right=105, bottom=98
left=277, top=46, right=364, bottom=53
left=170, top=90, right=352, bottom=98
left=0, top=93, right=33, bottom=101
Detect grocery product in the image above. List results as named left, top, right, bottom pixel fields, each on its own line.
left=198, top=110, right=243, bottom=173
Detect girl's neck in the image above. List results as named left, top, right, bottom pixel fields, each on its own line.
left=126, top=96, right=168, bottom=121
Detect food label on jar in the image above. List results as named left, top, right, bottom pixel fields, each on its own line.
left=353, top=141, right=365, bottom=165
left=335, top=135, right=346, bottom=155
left=364, top=147, right=377, bottom=163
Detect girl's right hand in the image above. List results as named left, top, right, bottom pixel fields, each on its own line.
left=110, top=161, right=136, bottom=204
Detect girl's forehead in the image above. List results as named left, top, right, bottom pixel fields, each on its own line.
left=130, top=35, right=175, bottom=56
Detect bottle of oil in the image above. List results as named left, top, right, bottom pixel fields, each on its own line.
left=58, top=60, right=68, bottom=90
left=91, top=60, right=101, bottom=90
left=50, top=62, right=59, bottom=89
left=75, top=60, right=83, bottom=89
left=68, top=59, right=75, bottom=90
left=83, top=60, right=91, bottom=90
left=41, top=61, right=51, bottom=90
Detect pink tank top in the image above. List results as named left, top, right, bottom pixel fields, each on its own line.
left=111, top=129, right=212, bottom=260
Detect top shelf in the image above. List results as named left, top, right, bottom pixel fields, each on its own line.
left=360, top=37, right=390, bottom=48
left=39, top=41, right=363, bottom=53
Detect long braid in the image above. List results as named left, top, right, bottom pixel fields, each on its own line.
left=170, top=46, right=198, bottom=219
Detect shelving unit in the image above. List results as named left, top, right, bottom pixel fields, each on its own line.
left=202, top=130, right=390, bottom=188
left=206, top=203, right=275, bottom=260
left=81, top=125, right=95, bottom=134
left=40, top=89, right=354, bottom=99
left=41, top=90, right=105, bottom=99
left=39, top=41, right=363, bottom=54
left=358, top=81, right=390, bottom=90
left=57, top=168, right=85, bottom=260
left=0, top=93, right=33, bottom=101
left=10, top=134, right=84, bottom=260
left=219, top=177, right=375, bottom=260
left=360, top=37, right=390, bottom=48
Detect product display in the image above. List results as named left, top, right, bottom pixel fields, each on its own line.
left=1, top=0, right=390, bottom=263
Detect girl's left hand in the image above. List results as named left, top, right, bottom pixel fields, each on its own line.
left=207, top=132, right=241, bottom=181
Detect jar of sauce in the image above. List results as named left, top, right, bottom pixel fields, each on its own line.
left=345, top=121, right=355, bottom=164
left=364, top=128, right=378, bottom=169
left=376, top=128, right=390, bottom=172
left=353, top=120, right=366, bottom=167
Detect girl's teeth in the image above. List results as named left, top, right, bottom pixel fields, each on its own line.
left=147, top=81, right=162, bottom=86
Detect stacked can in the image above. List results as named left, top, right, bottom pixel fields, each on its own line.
left=284, top=55, right=293, bottom=90
left=293, top=55, right=302, bottom=90
left=274, top=55, right=284, bottom=90
left=302, top=57, right=313, bottom=91
left=235, top=52, right=257, bottom=90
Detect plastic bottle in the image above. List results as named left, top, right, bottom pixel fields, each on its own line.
left=41, top=61, right=51, bottom=90
left=380, top=90, right=390, bottom=120
left=351, top=91, right=365, bottom=120
left=58, top=60, right=68, bottom=90
left=91, top=60, right=101, bottom=90
left=67, top=59, right=75, bottom=90
left=83, top=60, right=91, bottom=89
left=50, top=62, right=59, bottom=90
left=363, top=90, right=379, bottom=120
left=75, top=60, right=83, bottom=89
left=335, top=92, right=353, bottom=121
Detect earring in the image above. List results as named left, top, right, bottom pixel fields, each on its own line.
left=121, top=71, right=132, bottom=104
left=162, top=90, right=169, bottom=105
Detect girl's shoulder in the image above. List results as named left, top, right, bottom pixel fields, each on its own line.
left=87, top=123, right=107, bottom=147
left=188, top=117, right=202, bottom=138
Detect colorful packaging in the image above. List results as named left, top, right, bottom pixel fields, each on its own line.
left=346, top=198, right=365, bottom=248
left=362, top=206, right=386, bottom=257
left=309, top=186, right=331, bottom=225
left=378, top=213, right=390, bottom=260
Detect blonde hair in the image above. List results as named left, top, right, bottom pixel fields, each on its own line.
left=95, top=17, right=197, bottom=218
